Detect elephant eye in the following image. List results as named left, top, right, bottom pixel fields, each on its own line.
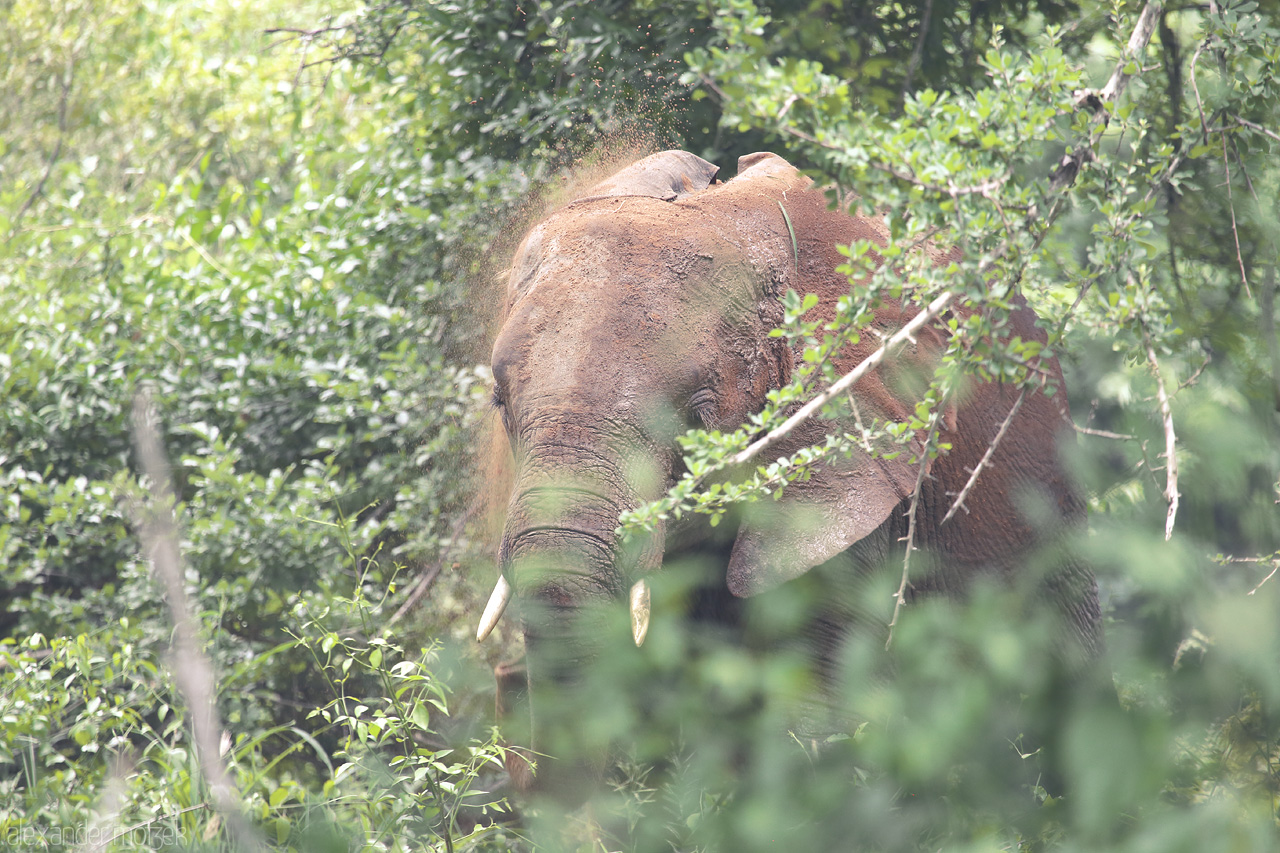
left=689, top=388, right=717, bottom=426
left=491, top=385, right=515, bottom=434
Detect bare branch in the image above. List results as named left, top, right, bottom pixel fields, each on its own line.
left=1220, top=133, right=1252, bottom=298
left=1249, top=562, right=1280, bottom=596
left=129, top=392, right=263, bottom=851
left=1188, top=41, right=1211, bottom=140
left=1141, top=337, right=1180, bottom=540
left=1072, top=422, right=1137, bottom=441
left=728, top=288, right=958, bottom=469
left=887, top=417, right=942, bottom=650
left=1232, top=116, right=1280, bottom=144
left=1219, top=551, right=1280, bottom=595
left=1174, top=351, right=1212, bottom=394
left=941, top=386, right=1030, bottom=524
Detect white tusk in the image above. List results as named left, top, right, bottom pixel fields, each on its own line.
left=630, top=579, right=651, bottom=647
left=476, top=575, right=512, bottom=642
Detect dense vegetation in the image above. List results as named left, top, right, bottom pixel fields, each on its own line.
left=1, top=0, right=1277, bottom=850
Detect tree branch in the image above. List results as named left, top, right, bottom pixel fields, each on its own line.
left=727, top=288, right=958, bottom=469
left=129, top=392, right=263, bottom=852
left=1141, top=335, right=1180, bottom=540
left=1220, top=133, right=1252, bottom=298
left=887, top=417, right=942, bottom=650
left=900, top=0, right=936, bottom=101
left=1231, top=115, right=1280, bottom=144
left=732, top=1, right=1167, bottom=471
left=7, top=55, right=73, bottom=241
left=1050, top=1, right=1164, bottom=193
left=1072, top=422, right=1137, bottom=441
left=941, top=385, right=1030, bottom=524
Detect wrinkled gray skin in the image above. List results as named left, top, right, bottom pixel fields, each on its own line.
left=488, top=151, right=1102, bottom=799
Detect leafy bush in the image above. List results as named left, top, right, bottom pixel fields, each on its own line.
left=2, top=0, right=1279, bottom=850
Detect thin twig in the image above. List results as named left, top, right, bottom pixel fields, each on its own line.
left=386, top=505, right=478, bottom=629
left=1220, top=133, right=1252, bottom=298
left=1141, top=336, right=1179, bottom=540
left=900, top=0, right=936, bottom=100
left=1072, top=422, right=1137, bottom=441
left=1232, top=116, right=1280, bottom=144
left=776, top=93, right=799, bottom=122
left=7, top=55, right=73, bottom=241
left=1245, top=560, right=1280, bottom=596
left=887, top=418, right=942, bottom=649
left=941, top=385, right=1030, bottom=524
left=1188, top=40, right=1210, bottom=139
left=1174, top=351, right=1212, bottom=393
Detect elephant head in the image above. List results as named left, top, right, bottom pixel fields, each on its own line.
left=478, top=150, right=1102, bottom=798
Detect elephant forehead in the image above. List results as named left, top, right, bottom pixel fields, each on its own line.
left=513, top=205, right=770, bottom=310
left=495, top=283, right=698, bottom=408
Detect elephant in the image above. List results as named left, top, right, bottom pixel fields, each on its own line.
left=476, top=149, right=1103, bottom=800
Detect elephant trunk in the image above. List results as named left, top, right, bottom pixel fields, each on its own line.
left=493, top=443, right=666, bottom=800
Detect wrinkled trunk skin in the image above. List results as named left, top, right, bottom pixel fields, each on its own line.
left=496, top=428, right=666, bottom=802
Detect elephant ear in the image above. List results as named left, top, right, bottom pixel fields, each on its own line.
left=726, top=333, right=959, bottom=598
left=576, top=150, right=719, bottom=203
left=726, top=449, right=921, bottom=597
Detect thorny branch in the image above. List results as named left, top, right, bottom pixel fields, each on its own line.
left=723, top=2, right=1169, bottom=644
left=941, top=385, right=1031, bottom=525
left=727, top=288, right=959, bottom=469
left=675, top=2, right=1178, bottom=625
left=887, top=417, right=942, bottom=649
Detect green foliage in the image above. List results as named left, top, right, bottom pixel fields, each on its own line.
left=310, top=0, right=723, bottom=166
left=0, top=562, right=517, bottom=852
left=3, top=0, right=1280, bottom=850
left=612, top=0, right=1280, bottom=849
left=1, top=0, right=513, bottom=847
